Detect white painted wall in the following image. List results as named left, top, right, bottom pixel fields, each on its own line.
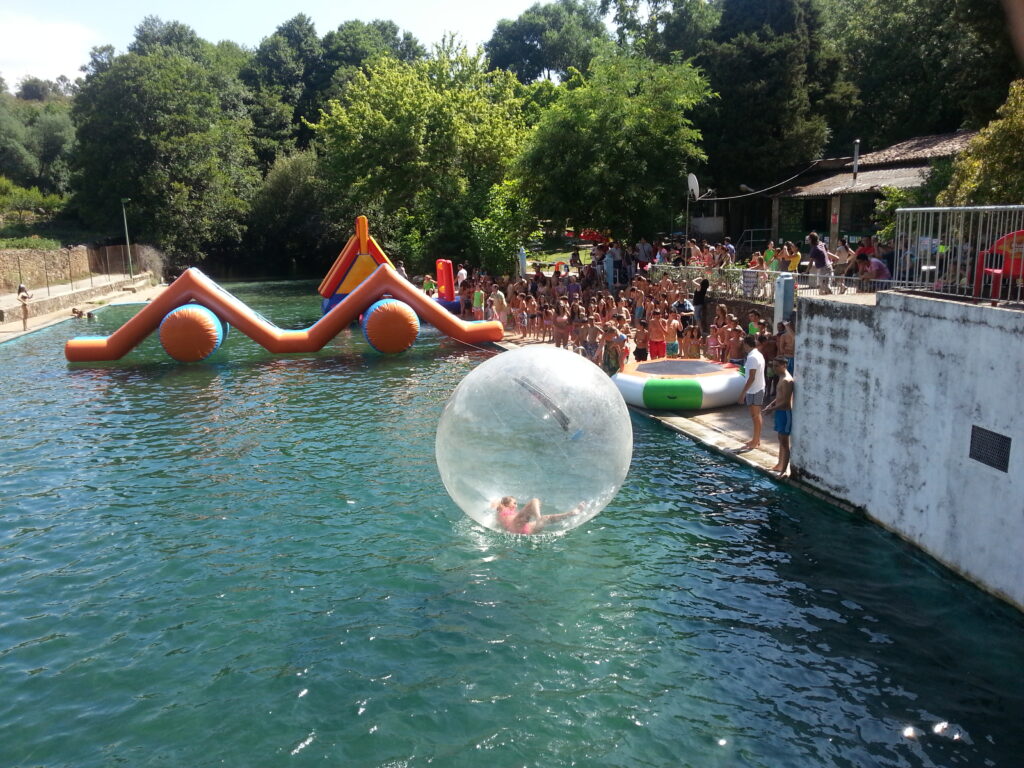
left=792, top=291, right=1024, bottom=610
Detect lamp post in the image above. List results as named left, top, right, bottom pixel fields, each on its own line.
left=120, top=197, right=134, bottom=279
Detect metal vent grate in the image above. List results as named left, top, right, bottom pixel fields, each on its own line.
left=969, top=426, right=1012, bottom=473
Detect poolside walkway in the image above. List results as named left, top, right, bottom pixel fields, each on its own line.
left=496, top=331, right=786, bottom=478
left=0, top=279, right=166, bottom=342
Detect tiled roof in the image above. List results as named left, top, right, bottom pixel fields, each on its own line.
left=853, top=131, right=978, bottom=167
left=782, top=166, right=930, bottom=198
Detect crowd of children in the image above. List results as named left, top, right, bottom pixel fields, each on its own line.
left=429, top=262, right=796, bottom=378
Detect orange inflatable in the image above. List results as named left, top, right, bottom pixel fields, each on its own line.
left=158, top=304, right=226, bottom=362
left=65, top=264, right=503, bottom=362
left=362, top=299, right=419, bottom=354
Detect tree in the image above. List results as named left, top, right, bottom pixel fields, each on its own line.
left=600, top=0, right=721, bottom=60
left=517, top=52, right=710, bottom=237
left=0, top=96, right=38, bottom=186
left=939, top=80, right=1024, bottom=205
left=823, top=0, right=1021, bottom=151
left=72, top=48, right=259, bottom=262
left=313, top=19, right=426, bottom=104
left=129, top=16, right=210, bottom=62
left=26, top=107, right=75, bottom=194
left=313, top=42, right=528, bottom=270
left=471, top=179, right=537, bottom=276
left=242, top=151, right=333, bottom=275
left=485, top=0, right=609, bottom=82
left=16, top=77, right=62, bottom=101
left=697, top=0, right=855, bottom=189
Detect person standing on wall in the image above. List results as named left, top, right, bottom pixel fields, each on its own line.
left=692, top=278, right=709, bottom=335
left=735, top=334, right=766, bottom=452
left=763, top=357, right=794, bottom=475
left=636, top=237, right=653, bottom=274
left=808, top=232, right=834, bottom=294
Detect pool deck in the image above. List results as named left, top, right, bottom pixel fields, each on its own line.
left=0, top=281, right=166, bottom=342
left=496, top=332, right=788, bottom=478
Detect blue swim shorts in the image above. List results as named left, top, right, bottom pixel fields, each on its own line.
left=774, top=409, right=792, bottom=435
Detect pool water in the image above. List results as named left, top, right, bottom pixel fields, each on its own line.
left=2, top=281, right=1023, bottom=768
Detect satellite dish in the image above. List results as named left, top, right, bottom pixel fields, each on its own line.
left=687, top=173, right=700, bottom=200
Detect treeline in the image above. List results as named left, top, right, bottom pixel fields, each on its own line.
left=0, top=0, right=1019, bottom=277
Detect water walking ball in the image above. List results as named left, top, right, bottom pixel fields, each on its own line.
left=158, top=304, right=228, bottom=362
left=361, top=298, right=419, bottom=354
left=435, top=346, right=633, bottom=533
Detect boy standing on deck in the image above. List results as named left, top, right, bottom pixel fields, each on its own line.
left=648, top=310, right=668, bottom=359
left=763, top=357, right=794, bottom=475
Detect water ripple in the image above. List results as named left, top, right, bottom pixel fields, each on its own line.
left=0, top=282, right=1022, bottom=767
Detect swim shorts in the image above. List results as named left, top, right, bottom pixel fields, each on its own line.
left=744, top=391, right=764, bottom=406
left=666, top=341, right=679, bottom=356
left=774, top=409, right=792, bottom=435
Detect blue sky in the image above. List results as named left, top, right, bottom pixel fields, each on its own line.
left=0, top=0, right=541, bottom=89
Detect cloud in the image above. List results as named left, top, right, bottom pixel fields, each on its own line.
left=0, top=12, right=102, bottom=89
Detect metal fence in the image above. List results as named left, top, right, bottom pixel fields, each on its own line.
left=648, top=264, right=914, bottom=306
left=894, top=205, right=1024, bottom=303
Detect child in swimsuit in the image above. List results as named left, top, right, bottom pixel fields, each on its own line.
left=707, top=323, right=721, bottom=361
left=493, top=497, right=584, bottom=535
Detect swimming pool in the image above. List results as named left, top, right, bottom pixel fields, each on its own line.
left=2, top=281, right=1023, bottom=767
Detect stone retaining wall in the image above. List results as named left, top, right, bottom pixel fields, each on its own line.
left=0, top=245, right=141, bottom=292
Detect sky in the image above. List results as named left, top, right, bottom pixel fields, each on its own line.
left=0, top=0, right=541, bottom=90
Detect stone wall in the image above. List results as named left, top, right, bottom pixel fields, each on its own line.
left=1, top=245, right=140, bottom=292
left=793, top=291, right=1024, bottom=610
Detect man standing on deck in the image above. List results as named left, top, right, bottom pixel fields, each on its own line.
left=735, top=335, right=765, bottom=452
left=763, top=357, right=794, bottom=475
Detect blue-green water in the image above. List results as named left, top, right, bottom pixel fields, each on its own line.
left=2, top=281, right=1023, bottom=768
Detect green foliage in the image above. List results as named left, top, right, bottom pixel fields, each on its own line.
left=0, top=175, right=64, bottom=224
left=129, top=16, right=212, bottom=61
left=939, top=80, right=1024, bottom=205
left=16, top=76, right=73, bottom=101
left=241, top=151, right=333, bottom=276
left=72, top=47, right=259, bottom=263
left=0, top=236, right=62, bottom=249
left=312, top=43, right=528, bottom=271
left=698, top=0, right=854, bottom=189
left=471, top=180, right=537, bottom=276
left=600, top=0, right=720, bottom=60
left=0, top=92, right=75, bottom=194
left=517, top=52, right=709, bottom=238
left=872, top=160, right=954, bottom=241
left=485, top=0, right=609, bottom=83
left=823, top=0, right=1020, bottom=150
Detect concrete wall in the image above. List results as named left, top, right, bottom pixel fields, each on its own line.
left=792, top=291, right=1024, bottom=610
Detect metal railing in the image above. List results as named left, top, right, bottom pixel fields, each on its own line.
left=648, top=264, right=916, bottom=306
left=894, top=205, right=1024, bottom=304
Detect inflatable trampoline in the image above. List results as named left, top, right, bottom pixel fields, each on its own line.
left=613, top=358, right=745, bottom=410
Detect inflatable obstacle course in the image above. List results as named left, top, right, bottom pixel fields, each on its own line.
left=64, top=217, right=504, bottom=363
